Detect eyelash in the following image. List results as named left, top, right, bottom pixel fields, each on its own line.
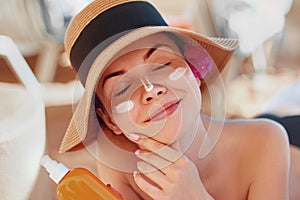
left=115, top=84, right=131, bottom=96
left=153, top=62, right=171, bottom=71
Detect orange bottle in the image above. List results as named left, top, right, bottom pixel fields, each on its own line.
left=40, top=155, right=123, bottom=200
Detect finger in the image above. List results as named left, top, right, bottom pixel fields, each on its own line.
left=128, top=133, right=167, bottom=150
left=128, top=133, right=183, bottom=162
left=136, top=161, right=169, bottom=188
left=135, top=149, right=172, bottom=171
left=139, top=139, right=183, bottom=163
left=133, top=170, right=163, bottom=199
left=136, top=149, right=191, bottom=178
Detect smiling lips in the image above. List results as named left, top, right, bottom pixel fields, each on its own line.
left=145, top=100, right=182, bottom=122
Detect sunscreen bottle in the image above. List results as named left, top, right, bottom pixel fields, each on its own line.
left=40, top=155, right=123, bottom=200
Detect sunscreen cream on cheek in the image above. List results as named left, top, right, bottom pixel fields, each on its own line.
left=169, top=67, right=187, bottom=81
left=40, top=155, right=123, bottom=200
left=112, top=100, right=134, bottom=114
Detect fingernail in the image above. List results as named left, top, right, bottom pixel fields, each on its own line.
left=129, top=133, right=140, bottom=141
left=134, top=149, right=140, bottom=155
left=133, top=171, right=138, bottom=178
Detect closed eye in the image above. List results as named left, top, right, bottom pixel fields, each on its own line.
left=114, top=84, right=131, bottom=96
left=152, top=62, right=171, bottom=71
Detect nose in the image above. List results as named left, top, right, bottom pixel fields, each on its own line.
left=142, top=84, right=167, bottom=104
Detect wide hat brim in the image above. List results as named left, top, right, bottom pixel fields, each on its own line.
left=59, top=26, right=238, bottom=153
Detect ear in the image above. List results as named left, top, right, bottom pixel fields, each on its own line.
left=96, top=108, right=123, bottom=135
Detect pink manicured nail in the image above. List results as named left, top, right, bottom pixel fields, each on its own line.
left=134, top=149, right=140, bottom=155
left=129, top=133, right=140, bottom=141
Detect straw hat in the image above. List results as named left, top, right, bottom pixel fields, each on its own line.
left=59, top=0, right=238, bottom=153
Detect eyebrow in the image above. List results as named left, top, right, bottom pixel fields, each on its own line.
left=102, top=43, right=171, bottom=88
left=143, top=43, right=171, bottom=60
left=102, top=70, right=125, bottom=89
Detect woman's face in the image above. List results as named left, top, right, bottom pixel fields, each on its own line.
left=96, top=33, right=202, bottom=145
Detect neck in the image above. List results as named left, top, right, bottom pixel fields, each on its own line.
left=182, top=114, right=211, bottom=161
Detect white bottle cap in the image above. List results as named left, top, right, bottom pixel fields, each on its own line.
left=40, top=155, right=70, bottom=184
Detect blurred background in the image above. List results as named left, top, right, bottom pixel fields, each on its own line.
left=0, top=0, right=299, bottom=199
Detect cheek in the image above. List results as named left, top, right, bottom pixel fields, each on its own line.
left=128, top=103, right=140, bottom=123
left=111, top=100, right=140, bottom=126
left=125, top=90, right=145, bottom=122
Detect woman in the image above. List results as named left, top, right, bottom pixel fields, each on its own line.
left=59, top=0, right=290, bottom=199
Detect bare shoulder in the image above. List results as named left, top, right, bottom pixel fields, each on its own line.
left=222, top=118, right=289, bottom=152
left=219, top=118, right=290, bottom=164
left=220, top=118, right=290, bottom=199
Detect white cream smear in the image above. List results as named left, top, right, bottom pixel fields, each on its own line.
left=169, top=67, right=187, bottom=80
left=112, top=100, right=134, bottom=113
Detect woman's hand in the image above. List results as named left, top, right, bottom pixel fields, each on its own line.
left=129, top=134, right=213, bottom=200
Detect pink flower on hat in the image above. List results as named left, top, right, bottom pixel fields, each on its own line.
left=184, top=44, right=213, bottom=79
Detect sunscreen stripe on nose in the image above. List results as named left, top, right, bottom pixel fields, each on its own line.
left=112, top=100, right=134, bottom=113
left=140, top=77, right=154, bottom=92
left=169, top=67, right=187, bottom=80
